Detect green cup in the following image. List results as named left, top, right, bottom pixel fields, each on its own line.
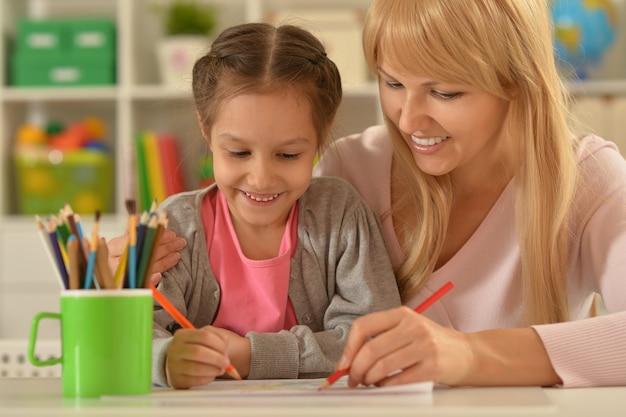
left=28, top=289, right=153, bottom=398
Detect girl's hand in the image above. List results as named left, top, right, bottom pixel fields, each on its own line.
left=338, top=306, right=474, bottom=387
left=210, top=327, right=252, bottom=379
left=107, top=229, right=186, bottom=285
left=166, top=327, right=231, bottom=389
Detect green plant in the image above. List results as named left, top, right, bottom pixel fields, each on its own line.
left=156, top=1, right=218, bottom=36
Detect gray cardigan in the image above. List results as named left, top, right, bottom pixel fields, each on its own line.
left=152, top=176, right=401, bottom=386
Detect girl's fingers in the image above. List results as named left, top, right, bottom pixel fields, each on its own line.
left=172, top=351, right=229, bottom=377
left=167, top=328, right=230, bottom=389
left=177, top=327, right=228, bottom=351
left=168, top=357, right=228, bottom=389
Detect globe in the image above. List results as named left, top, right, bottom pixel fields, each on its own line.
left=552, top=0, right=619, bottom=79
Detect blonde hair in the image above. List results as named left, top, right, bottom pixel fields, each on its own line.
left=364, top=0, right=577, bottom=325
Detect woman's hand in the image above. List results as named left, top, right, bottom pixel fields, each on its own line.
left=337, top=306, right=474, bottom=387
left=165, top=327, right=231, bottom=389
left=107, top=229, right=186, bottom=285
left=338, top=306, right=561, bottom=387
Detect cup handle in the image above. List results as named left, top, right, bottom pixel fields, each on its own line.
left=28, top=312, right=63, bottom=367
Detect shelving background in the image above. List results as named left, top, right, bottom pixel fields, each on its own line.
left=1, top=0, right=626, bottom=339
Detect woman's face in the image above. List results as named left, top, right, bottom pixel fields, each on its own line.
left=208, top=91, right=318, bottom=232
left=378, top=56, right=512, bottom=186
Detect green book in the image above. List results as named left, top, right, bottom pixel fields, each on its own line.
left=134, top=131, right=151, bottom=211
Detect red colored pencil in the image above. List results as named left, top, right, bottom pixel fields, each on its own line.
left=414, top=280, right=454, bottom=314
left=319, top=281, right=455, bottom=390
left=150, top=284, right=242, bottom=381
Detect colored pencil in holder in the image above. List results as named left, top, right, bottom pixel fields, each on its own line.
left=126, top=199, right=138, bottom=288
left=136, top=213, right=158, bottom=289
left=83, top=210, right=101, bottom=289
left=36, top=215, right=67, bottom=290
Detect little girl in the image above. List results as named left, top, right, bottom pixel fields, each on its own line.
left=152, top=22, right=401, bottom=389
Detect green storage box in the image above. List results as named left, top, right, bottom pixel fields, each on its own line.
left=11, top=18, right=116, bottom=87
left=14, top=147, right=114, bottom=215
left=17, top=19, right=67, bottom=55
left=11, top=53, right=116, bottom=86
left=68, top=19, right=116, bottom=56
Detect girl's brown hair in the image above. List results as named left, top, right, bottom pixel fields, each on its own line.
left=192, top=22, right=342, bottom=149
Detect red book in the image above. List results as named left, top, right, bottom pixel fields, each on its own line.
left=158, top=133, right=186, bottom=196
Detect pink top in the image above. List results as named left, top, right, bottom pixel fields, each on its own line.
left=314, top=125, right=626, bottom=387
left=201, top=190, right=298, bottom=336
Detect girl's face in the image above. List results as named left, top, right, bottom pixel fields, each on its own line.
left=378, top=57, right=513, bottom=187
left=208, top=91, right=318, bottom=232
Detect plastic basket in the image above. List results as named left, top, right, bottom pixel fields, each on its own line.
left=14, top=147, right=113, bottom=215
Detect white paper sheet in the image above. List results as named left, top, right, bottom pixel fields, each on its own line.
left=107, top=376, right=433, bottom=399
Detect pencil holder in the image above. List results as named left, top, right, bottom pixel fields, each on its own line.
left=27, top=289, right=152, bottom=398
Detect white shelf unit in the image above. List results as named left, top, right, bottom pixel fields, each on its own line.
left=0, top=0, right=378, bottom=339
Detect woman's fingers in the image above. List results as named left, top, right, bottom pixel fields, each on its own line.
left=340, top=307, right=407, bottom=368
left=342, top=306, right=473, bottom=388
left=107, top=233, right=128, bottom=257
left=106, top=234, right=128, bottom=275
left=148, top=230, right=186, bottom=277
left=345, top=307, right=424, bottom=386
left=106, top=229, right=186, bottom=282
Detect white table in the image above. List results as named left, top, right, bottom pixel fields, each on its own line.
left=1, top=378, right=625, bottom=416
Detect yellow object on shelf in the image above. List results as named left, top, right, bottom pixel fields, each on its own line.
left=14, top=147, right=113, bottom=215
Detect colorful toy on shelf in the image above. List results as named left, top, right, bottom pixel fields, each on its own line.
left=15, top=124, right=46, bottom=145
left=14, top=116, right=113, bottom=215
left=83, top=116, right=106, bottom=139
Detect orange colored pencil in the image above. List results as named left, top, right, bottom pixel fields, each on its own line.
left=149, top=284, right=242, bottom=381
left=319, top=281, right=455, bottom=390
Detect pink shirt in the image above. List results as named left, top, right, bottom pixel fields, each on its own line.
left=201, top=190, right=298, bottom=336
left=315, top=125, right=626, bottom=387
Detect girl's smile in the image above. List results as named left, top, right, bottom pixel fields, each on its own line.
left=241, top=190, right=282, bottom=205
left=209, top=90, right=318, bottom=235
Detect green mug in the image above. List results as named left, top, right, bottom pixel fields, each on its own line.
left=28, top=289, right=153, bottom=398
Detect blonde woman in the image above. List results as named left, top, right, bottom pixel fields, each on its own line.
left=317, top=0, right=626, bottom=388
